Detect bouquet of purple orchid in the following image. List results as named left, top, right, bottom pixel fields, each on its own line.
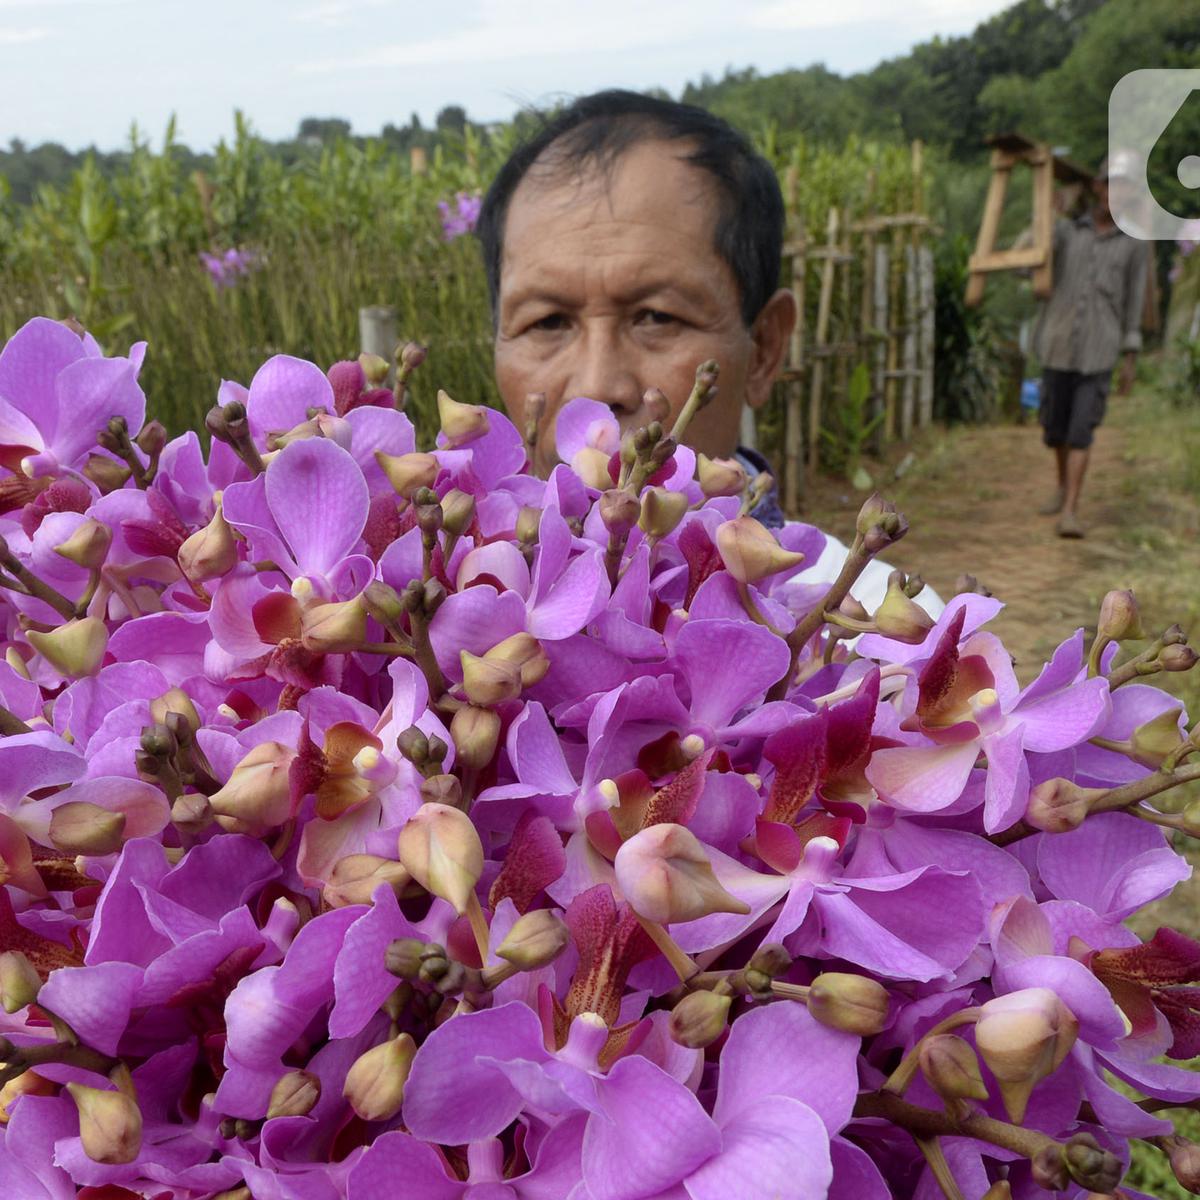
left=1, top=316, right=1200, bottom=1200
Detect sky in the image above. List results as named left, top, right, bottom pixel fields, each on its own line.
left=1, top=0, right=1012, bottom=152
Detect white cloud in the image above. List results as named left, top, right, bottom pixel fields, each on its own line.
left=749, top=0, right=1005, bottom=32
left=0, top=26, right=49, bottom=44
left=293, top=0, right=387, bottom=27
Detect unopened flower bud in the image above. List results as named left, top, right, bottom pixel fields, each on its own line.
left=82, top=454, right=132, bottom=493
left=638, top=487, right=688, bottom=539
left=669, top=989, right=732, bottom=1049
left=599, top=489, right=641, bottom=539
left=571, top=446, right=614, bottom=491
left=343, top=1032, right=416, bottom=1122
left=396, top=725, right=430, bottom=765
left=1062, top=1132, right=1121, bottom=1193
left=1024, top=777, right=1105, bottom=833
left=1030, top=1144, right=1070, bottom=1192
left=856, top=493, right=908, bottom=553
left=747, top=943, right=791, bottom=979
left=385, top=937, right=430, bottom=980
left=53, top=519, right=112, bottom=570
left=134, top=419, right=166, bottom=457
left=807, top=972, right=891, bottom=1036
left=1162, top=643, right=1200, bottom=673
left=696, top=454, right=747, bottom=499
left=440, top=489, right=476, bottom=537
left=1130, top=707, right=1186, bottom=768
left=0, top=1070, right=55, bottom=1124
left=460, top=649, right=522, bottom=707
left=715, top=516, right=805, bottom=585
left=361, top=581, right=406, bottom=631
left=1161, top=1134, right=1200, bottom=1193
left=614, top=823, right=750, bottom=924
left=178, top=500, right=238, bottom=582
left=398, top=341, right=427, bottom=373
left=357, top=352, right=389, bottom=388
left=1097, top=589, right=1144, bottom=642
left=171, top=792, right=213, bottom=835
left=415, top=776, right=459, bottom=812
left=485, top=632, right=549, bottom=688
left=267, top=1070, right=321, bottom=1119
left=323, top=854, right=411, bottom=908
left=516, top=506, right=542, bottom=543
left=66, top=1082, right=142, bottom=1165
left=27, top=618, right=108, bottom=678
left=437, top=390, right=490, bottom=446
left=300, top=596, right=367, bottom=654
left=872, top=571, right=935, bottom=644
left=375, top=450, right=439, bottom=499
left=140, top=721, right=178, bottom=759
left=919, top=1034, right=989, bottom=1105
left=48, top=801, right=126, bottom=855
left=974, top=988, right=1078, bottom=1123
left=955, top=573, right=993, bottom=598
left=397, top=802, right=484, bottom=915
left=0, top=951, right=41, bottom=1012
left=209, top=741, right=296, bottom=836
left=497, top=909, right=570, bottom=970
left=450, top=704, right=501, bottom=770
left=980, top=1183, right=1012, bottom=1200
left=149, top=687, right=201, bottom=736
left=642, top=387, right=670, bottom=425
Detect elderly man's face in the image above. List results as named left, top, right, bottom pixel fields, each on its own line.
left=494, top=138, right=792, bottom=476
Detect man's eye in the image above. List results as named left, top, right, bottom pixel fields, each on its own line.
left=529, top=313, right=567, bottom=332
left=634, top=309, right=677, bottom=327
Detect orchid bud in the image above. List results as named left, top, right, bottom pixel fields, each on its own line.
left=1130, top=707, right=1186, bottom=768
left=450, top=704, right=501, bottom=770
left=872, top=571, right=935, bottom=644
left=516, top=506, right=542, bottom=543
left=397, top=802, right=484, bottom=915
left=171, top=792, right=214, bottom=836
left=715, top=517, right=805, bottom=584
left=460, top=649, right=522, bottom=707
left=980, top=1184, right=1012, bottom=1200
left=27, top=618, right=108, bottom=678
left=385, top=937, right=431, bottom=980
left=414, top=488, right=443, bottom=536
left=48, top=801, right=126, bottom=855
left=53, top=518, right=112, bottom=570
left=396, top=726, right=430, bottom=766
left=696, top=454, right=748, bottom=499
left=1030, top=1144, right=1070, bottom=1192
left=0, top=1070, right=55, bottom=1124
left=82, top=454, right=132, bottom=493
left=1024, top=778, right=1105, bottom=833
left=486, top=632, right=549, bottom=688
left=149, top=687, right=201, bottom=736
left=669, top=989, right=732, bottom=1049
left=806, top=972, right=890, bottom=1036
left=267, top=1070, right=321, bottom=1119
left=66, top=1082, right=143, bottom=1165
left=322, top=854, right=411, bottom=908
left=342, top=1032, right=417, bottom=1122
left=573, top=447, right=614, bottom=491
left=209, top=741, right=296, bottom=836
left=136, top=419, right=167, bottom=457
left=956, top=573, right=993, bottom=598
left=418, top=775, right=462, bottom=812
left=637, top=487, right=688, bottom=539
left=497, top=909, right=570, bottom=970
left=358, top=352, right=389, bottom=387
left=178, top=500, right=238, bottom=582
left=855, top=493, right=908, bottom=553
left=1161, top=1134, right=1200, bottom=1193
left=1097, top=589, right=1144, bottom=641
left=0, top=950, right=41, bottom=1012
left=437, top=390, right=491, bottom=446
left=398, top=341, right=427, bottom=372
left=613, top=823, right=750, bottom=924
left=375, top=450, right=439, bottom=499
left=1062, top=1132, right=1121, bottom=1193
left=642, top=387, right=670, bottom=425
left=919, top=1034, right=988, bottom=1105
left=599, top=489, right=641, bottom=539
left=1161, top=643, right=1200, bottom=672
left=300, top=596, right=367, bottom=654
left=440, top=488, right=476, bottom=537
left=974, top=988, right=1078, bottom=1123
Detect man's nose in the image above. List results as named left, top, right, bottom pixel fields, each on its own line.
left=565, top=326, right=642, bottom=418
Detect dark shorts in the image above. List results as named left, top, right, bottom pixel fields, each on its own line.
left=1039, top=368, right=1110, bottom=450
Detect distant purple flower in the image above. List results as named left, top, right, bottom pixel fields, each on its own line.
left=200, top=247, right=260, bottom=288
left=437, top=191, right=482, bottom=240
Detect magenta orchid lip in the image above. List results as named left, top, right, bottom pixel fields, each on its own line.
left=0, top=318, right=1195, bottom=1197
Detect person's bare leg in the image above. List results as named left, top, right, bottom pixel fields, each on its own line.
left=1058, top=447, right=1089, bottom=537
left=1039, top=445, right=1068, bottom=515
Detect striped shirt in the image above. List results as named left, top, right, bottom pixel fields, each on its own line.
left=1034, top=213, right=1150, bottom=375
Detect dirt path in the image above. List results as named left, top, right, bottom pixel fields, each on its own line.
left=803, top=408, right=1140, bottom=682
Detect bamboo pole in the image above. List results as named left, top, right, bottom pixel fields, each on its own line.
left=834, top=206, right=852, bottom=454
left=884, top=227, right=902, bottom=441
left=902, top=243, right=917, bottom=440
left=873, top=242, right=889, bottom=451
left=807, top=207, right=839, bottom=476
left=918, top=243, right=935, bottom=427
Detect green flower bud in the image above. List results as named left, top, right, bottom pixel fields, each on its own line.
left=807, top=973, right=890, bottom=1036
left=267, top=1070, right=321, bottom=1119
left=343, top=1033, right=417, bottom=1122
left=27, top=618, right=108, bottom=678
left=48, top=801, right=126, bottom=855
left=450, top=705, right=501, bottom=770
left=0, top=951, right=41, bottom=1013
left=919, top=1034, right=989, bottom=1104
left=497, top=909, right=570, bottom=970
left=53, top=518, right=112, bottom=570
left=66, top=1082, right=143, bottom=1165
left=669, top=989, right=732, bottom=1049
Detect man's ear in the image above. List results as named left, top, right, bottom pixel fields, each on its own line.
left=745, top=287, right=797, bottom=411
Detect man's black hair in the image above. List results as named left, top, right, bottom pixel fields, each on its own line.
left=475, top=89, right=784, bottom=327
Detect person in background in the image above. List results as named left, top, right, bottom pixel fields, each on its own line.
left=1034, top=152, right=1150, bottom=538
left=475, top=89, right=942, bottom=617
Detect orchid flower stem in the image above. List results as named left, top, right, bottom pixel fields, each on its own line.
left=1131, top=804, right=1188, bottom=831
left=102, top=567, right=142, bottom=619
left=357, top=642, right=416, bottom=657
left=1086, top=634, right=1112, bottom=678
left=74, top=568, right=103, bottom=617
left=464, top=892, right=490, bottom=965
left=812, top=662, right=909, bottom=706
left=767, top=538, right=874, bottom=703
left=270, top=819, right=296, bottom=862
left=916, top=1137, right=967, bottom=1200
left=604, top=532, right=627, bottom=588
left=769, top=981, right=810, bottom=1001
left=0, top=704, right=32, bottom=736
left=635, top=916, right=700, bottom=983
left=823, top=610, right=876, bottom=634
left=408, top=610, right=448, bottom=701
left=0, top=1040, right=116, bottom=1087
left=668, top=361, right=719, bottom=445
left=0, top=552, right=77, bottom=621
left=1107, top=638, right=1167, bottom=688
left=883, top=1008, right=982, bottom=1096
left=735, top=581, right=785, bottom=637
